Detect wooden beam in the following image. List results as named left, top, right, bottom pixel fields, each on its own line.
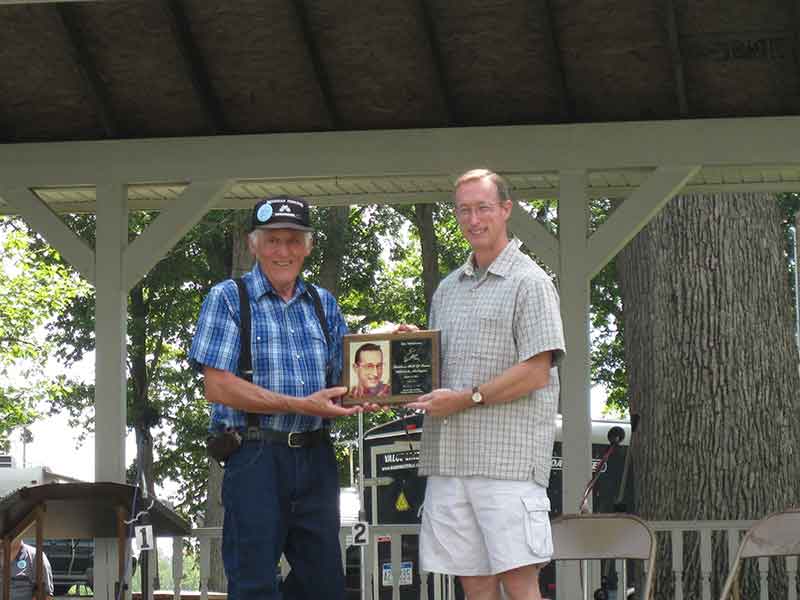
left=9, top=177, right=800, bottom=218
left=793, top=0, right=800, bottom=111
left=417, top=0, right=458, bottom=125
left=289, top=0, right=341, bottom=128
left=35, top=509, right=44, bottom=600
left=0, top=111, right=14, bottom=142
left=2, top=117, right=800, bottom=186
left=0, top=0, right=118, bottom=3
left=124, top=179, right=232, bottom=291
left=554, top=168, right=591, bottom=598
left=508, top=201, right=560, bottom=276
left=2, top=535, right=11, bottom=600
left=116, top=506, right=127, bottom=589
left=541, top=0, right=575, bottom=121
left=0, top=186, right=95, bottom=282
left=662, top=0, right=689, bottom=116
left=56, top=4, right=119, bottom=137
left=163, top=0, right=228, bottom=134
left=7, top=504, right=44, bottom=542
left=585, top=164, right=700, bottom=278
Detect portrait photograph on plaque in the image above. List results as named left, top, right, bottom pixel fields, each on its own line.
left=341, top=330, right=440, bottom=406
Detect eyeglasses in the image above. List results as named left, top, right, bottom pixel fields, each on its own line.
left=454, top=203, right=501, bottom=221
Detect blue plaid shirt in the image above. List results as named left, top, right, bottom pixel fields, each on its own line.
left=189, top=263, right=348, bottom=432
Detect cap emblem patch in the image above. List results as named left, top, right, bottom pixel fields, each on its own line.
left=256, top=203, right=273, bottom=223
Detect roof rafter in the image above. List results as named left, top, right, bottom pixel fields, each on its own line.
left=163, top=0, right=228, bottom=134
left=662, top=0, right=689, bottom=116
left=541, top=0, right=575, bottom=121
left=417, top=0, right=458, bottom=125
left=0, top=113, right=12, bottom=142
left=793, top=0, right=800, bottom=108
left=289, top=0, right=341, bottom=128
left=55, top=4, right=118, bottom=137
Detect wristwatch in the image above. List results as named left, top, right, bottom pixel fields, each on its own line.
left=471, top=385, right=484, bottom=405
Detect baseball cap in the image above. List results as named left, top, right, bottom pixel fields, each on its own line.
left=250, top=196, right=313, bottom=232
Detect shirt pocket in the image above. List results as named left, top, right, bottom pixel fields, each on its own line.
left=302, top=322, right=329, bottom=373
left=469, top=317, right=514, bottom=381
left=522, top=495, right=553, bottom=558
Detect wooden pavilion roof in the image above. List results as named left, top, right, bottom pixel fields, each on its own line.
left=0, top=0, right=796, bottom=144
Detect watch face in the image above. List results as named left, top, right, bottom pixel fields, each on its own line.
left=472, top=391, right=482, bottom=403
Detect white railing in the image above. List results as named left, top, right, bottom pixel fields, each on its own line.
left=650, top=520, right=798, bottom=600
left=169, top=520, right=800, bottom=600
left=177, top=524, right=456, bottom=600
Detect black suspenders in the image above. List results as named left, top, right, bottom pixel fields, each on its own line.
left=234, top=277, right=334, bottom=429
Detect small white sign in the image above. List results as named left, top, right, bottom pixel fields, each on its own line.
left=135, top=525, right=154, bottom=550
left=382, top=561, right=413, bottom=586
left=351, top=521, right=369, bottom=546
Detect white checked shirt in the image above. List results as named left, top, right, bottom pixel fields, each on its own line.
left=418, top=239, right=565, bottom=486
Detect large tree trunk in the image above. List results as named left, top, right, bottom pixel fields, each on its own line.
left=205, top=214, right=253, bottom=593
left=317, top=206, right=349, bottom=297
left=617, top=192, right=800, bottom=598
left=412, top=203, right=440, bottom=322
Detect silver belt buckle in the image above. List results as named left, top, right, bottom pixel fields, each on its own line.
left=287, top=431, right=303, bottom=448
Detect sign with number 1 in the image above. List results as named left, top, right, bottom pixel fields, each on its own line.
left=135, top=525, right=154, bottom=550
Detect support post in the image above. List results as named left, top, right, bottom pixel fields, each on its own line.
left=555, top=170, right=592, bottom=599
left=35, top=509, right=44, bottom=600
left=93, top=182, right=128, bottom=600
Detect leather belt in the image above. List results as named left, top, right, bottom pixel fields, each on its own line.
left=243, top=428, right=329, bottom=448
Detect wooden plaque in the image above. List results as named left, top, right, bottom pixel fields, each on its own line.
left=341, top=330, right=441, bottom=406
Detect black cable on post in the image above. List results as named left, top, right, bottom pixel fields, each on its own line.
left=116, top=432, right=149, bottom=600
left=136, top=433, right=152, bottom=600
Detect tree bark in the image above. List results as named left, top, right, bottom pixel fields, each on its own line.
left=617, top=192, right=800, bottom=598
left=413, top=204, right=440, bottom=322
left=317, top=206, right=349, bottom=297
left=205, top=214, right=253, bottom=593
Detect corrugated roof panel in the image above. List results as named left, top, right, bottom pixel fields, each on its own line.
left=722, top=168, right=742, bottom=184
left=740, top=168, right=764, bottom=184
left=760, top=169, right=783, bottom=183
left=700, top=168, right=723, bottom=185
left=587, top=172, right=608, bottom=188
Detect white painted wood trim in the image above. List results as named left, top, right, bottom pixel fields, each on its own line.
left=93, top=182, right=128, bottom=483
left=0, top=186, right=95, bottom=283
left=5, top=178, right=800, bottom=218
left=92, top=183, right=128, bottom=600
left=2, top=117, right=800, bottom=186
left=554, top=170, right=592, bottom=600
left=585, top=165, right=700, bottom=279
left=124, top=179, right=233, bottom=291
left=508, top=201, right=559, bottom=276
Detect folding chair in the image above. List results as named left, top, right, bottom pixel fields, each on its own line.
left=719, top=508, right=800, bottom=600
left=551, top=513, right=655, bottom=600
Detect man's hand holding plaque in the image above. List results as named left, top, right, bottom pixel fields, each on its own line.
left=341, top=329, right=441, bottom=407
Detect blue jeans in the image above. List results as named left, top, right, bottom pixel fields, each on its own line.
left=221, top=437, right=345, bottom=600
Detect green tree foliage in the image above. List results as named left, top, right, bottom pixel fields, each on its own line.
left=36, top=211, right=234, bottom=522
left=34, top=204, right=410, bottom=521
left=510, top=197, right=628, bottom=415
left=0, top=219, right=90, bottom=448
left=129, top=549, right=200, bottom=592
left=778, top=193, right=800, bottom=315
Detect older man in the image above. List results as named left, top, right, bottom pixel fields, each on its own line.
left=189, top=195, right=367, bottom=600
left=0, top=538, right=53, bottom=600
left=408, top=169, right=565, bottom=600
